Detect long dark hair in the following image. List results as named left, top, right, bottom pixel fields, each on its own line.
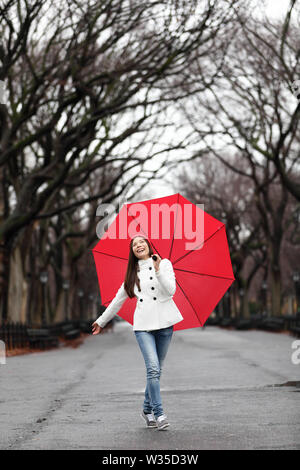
left=124, top=236, right=154, bottom=298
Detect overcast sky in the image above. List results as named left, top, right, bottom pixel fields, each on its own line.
left=264, top=0, right=293, bottom=18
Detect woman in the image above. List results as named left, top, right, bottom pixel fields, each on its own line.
left=92, top=235, right=183, bottom=430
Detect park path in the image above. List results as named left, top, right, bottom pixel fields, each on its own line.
left=0, top=322, right=299, bottom=450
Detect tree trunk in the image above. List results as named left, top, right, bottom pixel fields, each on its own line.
left=270, top=265, right=282, bottom=317
left=240, top=290, right=250, bottom=319
left=268, top=228, right=283, bottom=317
left=8, top=245, right=27, bottom=323
left=0, top=238, right=11, bottom=323
left=53, top=290, right=65, bottom=323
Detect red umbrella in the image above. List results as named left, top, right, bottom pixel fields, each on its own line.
left=92, top=193, right=235, bottom=330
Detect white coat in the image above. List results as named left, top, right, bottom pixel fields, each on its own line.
left=95, top=257, right=184, bottom=331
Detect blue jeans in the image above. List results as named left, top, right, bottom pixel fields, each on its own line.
left=134, top=325, right=173, bottom=419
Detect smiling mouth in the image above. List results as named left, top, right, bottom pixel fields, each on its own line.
left=137, top=249, right=145, bottom=253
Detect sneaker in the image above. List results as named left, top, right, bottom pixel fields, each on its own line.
left=156, top=414, right=170, bottom=430
left=140, top=410, right=157, bottom=428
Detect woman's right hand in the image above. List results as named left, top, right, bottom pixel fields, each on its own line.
left=92, top=321, right=103, bottom=335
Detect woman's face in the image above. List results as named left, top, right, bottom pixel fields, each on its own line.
left=132, top=237, right=150, bottom=260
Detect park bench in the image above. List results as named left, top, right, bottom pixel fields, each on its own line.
left=27, top=328, right=59, bottom=349
left=61, top=323, right=80, bottom=340
left=258, top=317, right=285, bottom=332
left=249, top=314, right=265, bottom=328
left=205, top=317, right=220, bottom=326
left=219, top=318, right=236, bottom=328
left=235, top=319, right=253, bottom=330
left=290, top=326, right=300, bottom=337
left=288, top=315, right=300, bottom=338
left=79, top=320, right=92, bottom=334
left=48, top=322, right=65, bottom=337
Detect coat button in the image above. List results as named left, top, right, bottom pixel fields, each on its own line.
left=153, top=297, right=157, bottom=300
left=149, top=267, right=152, bottom=270
left=151, top=287, right=155, bottom=290
left=140, top=298, right=143, bottom=302
left=150, top=277, right=153, bottom=280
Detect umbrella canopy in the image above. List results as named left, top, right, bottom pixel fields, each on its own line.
left=92, top=193, right=235, bottom=330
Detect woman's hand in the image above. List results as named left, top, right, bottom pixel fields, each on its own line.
left=92, top=322, right=103, bottom=335
left=152, top=253, right=161, bottom=272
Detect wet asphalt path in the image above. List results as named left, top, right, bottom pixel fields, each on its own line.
left=0, top=322, right=299, bottom=450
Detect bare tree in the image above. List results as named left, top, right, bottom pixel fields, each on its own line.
left=175, top=3, right=300, bottom=316
left=0, top=0, right=238, bottom=322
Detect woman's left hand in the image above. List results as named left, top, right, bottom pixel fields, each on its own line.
left=152, top=254, right=161, bottom=272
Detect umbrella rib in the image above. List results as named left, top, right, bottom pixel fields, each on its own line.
left=174, top=268, right=235, bottom=281
left=175, top=278, right=203, bottom=327
left=173, top=224, right=225, bottom=266
left=92, top=250, right=128, bottom=261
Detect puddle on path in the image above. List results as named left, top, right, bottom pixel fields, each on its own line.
left=267, top=381, right=300, bottom=389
